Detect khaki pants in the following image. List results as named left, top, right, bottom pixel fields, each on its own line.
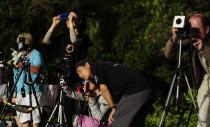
left=197, top=74, right=210, bottom=127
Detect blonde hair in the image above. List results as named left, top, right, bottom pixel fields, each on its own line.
left=16, top=32, right=33, bottom=45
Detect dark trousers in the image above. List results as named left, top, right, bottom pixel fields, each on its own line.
left=111, top=89, right=151, bottom=127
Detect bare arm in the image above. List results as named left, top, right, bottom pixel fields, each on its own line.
left=42, top=16, right=61, bottom=44
left=164, top=28, right=178, bottom=58
left=62, top=86, right=85, bottom=101
left=42, top=30, right=53, bottom=44
left=99, top=84, right=115, bottom=108
left=88, top=95, right=109, bottom=120
left=67, top=12, right=78, bottom=43
left=99, top=84, right=116, bottom=124
left=69, top=27, right=77, bottom=43
left=164, top=38, right=177, bottom=58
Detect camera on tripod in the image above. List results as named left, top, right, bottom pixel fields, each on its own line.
left=173, top=16, right=200, bottom=39
left=19, top=37, right=25, bottom=43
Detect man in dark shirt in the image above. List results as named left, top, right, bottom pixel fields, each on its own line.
left=75, top=59, right=151, bottom=127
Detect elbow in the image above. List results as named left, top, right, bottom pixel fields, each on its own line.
left=42, top=41, right=47, bottom=44
left=42, top=40, right=50, bottom=44
left=164, top=51, right=170, bottom=59
left=164, top=48, right=174, bottom=59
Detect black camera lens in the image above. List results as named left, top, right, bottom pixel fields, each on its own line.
left=190, top=28, right=201, bottom=38
left=176, top=18, right=182, bottom=25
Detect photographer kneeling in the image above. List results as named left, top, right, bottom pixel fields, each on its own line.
left=165, top=14, right=210, bottom=127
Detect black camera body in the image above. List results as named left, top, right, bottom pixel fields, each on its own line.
left=18, top=36, right=31, bottom=51
left=173, top=16, right=200, bottom=39
left=19, top=37, right=25, bottom=43
left=60, top=13, right=69, bottom=21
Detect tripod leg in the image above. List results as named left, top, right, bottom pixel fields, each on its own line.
left=45, top=88, right=68, bottom=127
left=58, top=90, right=67, bottom=127
left=183, top=73, right=206, bottom=127
left=185, top=104, right=193, bottom=127
left=159, top=73, right=178, bottom=127
left=28, top=85, right=33, bottom=127
left=183, top=74, right=199, bottom=116
left=58, top=90, right=63, bottom=125
left=45, top=104, right=59, bottom=127
left=0, top=68, right=24, bottom=119
left=31, top=85, right=42, bottom=120
left=176, top=84, right=180, bottom=105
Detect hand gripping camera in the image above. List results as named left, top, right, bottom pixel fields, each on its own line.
left=60, top=13, right=69, bottom=21
left=173, top=16, right=201, bottom=39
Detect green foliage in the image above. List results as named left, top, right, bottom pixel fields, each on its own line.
left=146, top=89, right=198, bottom=126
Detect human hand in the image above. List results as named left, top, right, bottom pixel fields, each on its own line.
left=60, top=78, right=67, bottom=88
left=108, top=108, right=116, bottom=124
left=66, top=12, right=77, bottom=28
left=192, top=38, right=203, bottom=50
left=14, top=62, right=23, bottom=68
left=52, top=16, right=61, bottom=27
left=12, top=97, right=16, bottom=104
left=171, top=28, right=178, bottom=42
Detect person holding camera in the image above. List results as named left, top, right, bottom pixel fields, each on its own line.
left=164, top=14, right=210, bottom=127
left=13, top=32, right=44, bottom=127
left=42, top=9, right=91, bottom=62
left=42, top=9, right=91, bottom=127
left=61, top=80, right=110, bottom=127
left=75, top=59, right=151, bottom=127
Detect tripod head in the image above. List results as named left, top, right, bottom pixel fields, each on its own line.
left=56, top=55, right=74, bottom=81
